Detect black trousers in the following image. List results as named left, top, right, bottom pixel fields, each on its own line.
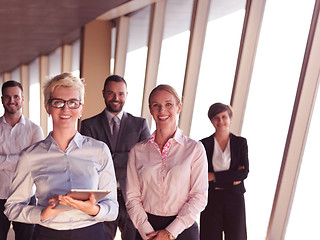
left=32, top=223, right=108, bottom=240
left=104, top=189, right=137, bottom=240
left=136, top=213, right=199, bottom=240
left=200, top=190, right=247, bottom=240
left=0, top=197, right=35, bottom=240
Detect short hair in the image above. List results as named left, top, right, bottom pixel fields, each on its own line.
left=103, top=75, right=127, bottom=91
left=148, top=84, right=181, bottom=106
left=43, top=72, right=85, bottom=105
left=208, top=102, right=233, bottom=120
left=2, top=80, right=23, bottom=95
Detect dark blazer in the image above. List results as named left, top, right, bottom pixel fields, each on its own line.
left=80, top=110, right=150, bottom=199
left=200, top=133, right=249, bottom=194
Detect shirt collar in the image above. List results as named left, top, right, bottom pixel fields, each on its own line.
left=173, top=128, right=184, bottom=145
left=104, top=109, right=124, bottom=123
left=147, top=127, right=184, bottom=146
left=18, top=114, right=26, bottom=125
left=73, top=131, right=84, bottom=148
left=0, top=114, right=25, bottom=126
left=0, top=116, right=5, bottom=125
left=44, top=131, right=83, bottom=151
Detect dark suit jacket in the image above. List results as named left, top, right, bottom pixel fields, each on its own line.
left=80, top=110, right=150, bottom=199
left=200, top=133, right=249, bottom=194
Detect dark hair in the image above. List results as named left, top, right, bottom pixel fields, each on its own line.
left=2, top=80, right=23, bottom=95
left=103, top=75, right=127, bottom=91
left=208, top=103, right=233, bottom=120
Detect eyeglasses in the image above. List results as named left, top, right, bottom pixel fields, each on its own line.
left=49, top=98, right=82, bottom=109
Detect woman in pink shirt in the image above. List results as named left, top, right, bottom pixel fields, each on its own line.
left=126, top=84, right=208, bottom=240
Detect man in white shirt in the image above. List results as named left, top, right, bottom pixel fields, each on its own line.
left=0, top=80, right=43, bottom=240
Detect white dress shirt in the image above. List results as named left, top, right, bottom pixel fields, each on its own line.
left=104, top=109, right=123, bottom=135
left=4, top=131, right=118, bottom=230
left=0, top=115, right=43, bottom=199
left=126, top=128, right=208, bottom=239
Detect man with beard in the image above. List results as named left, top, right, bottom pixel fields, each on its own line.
left=80, top=75, right=150, bottom=240
left=0, top=80, right=43, bottom=240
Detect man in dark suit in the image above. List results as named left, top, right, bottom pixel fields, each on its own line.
left=80, top=75, right=150, bottom=240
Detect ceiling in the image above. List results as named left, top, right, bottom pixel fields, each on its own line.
left=0, top=0, right=128, bottom=74
left=0, top=0, right=246, bottom=75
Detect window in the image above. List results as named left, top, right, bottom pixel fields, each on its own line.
left=156, top=0, right=193, bottom=97
left=49, top=47, right=62, bottom=77
left=29, top=58, right=41, bottom=126
left=190, top=0, right=246, bottom=140
left=241, top=0, right=315, bottom=238
left=71, top=39, right=81, bottom=77
left=11, top=68, right=20, bottom=82
left=285, top=79, right=320, bottom=239
left=47, top=47, right=62, bottom=133
left=124, top=6, right=151, bottom=117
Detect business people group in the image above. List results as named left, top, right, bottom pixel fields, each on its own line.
left=3, top=73, right=249, bottom=240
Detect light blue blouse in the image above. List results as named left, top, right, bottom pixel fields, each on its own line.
left=5, top=131, right=118, bottom=230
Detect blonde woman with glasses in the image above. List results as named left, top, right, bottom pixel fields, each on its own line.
left=5, top=72, right=118, bottom=240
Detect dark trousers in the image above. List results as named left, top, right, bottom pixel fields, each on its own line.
left=0, top=198, right=35, bottom=240
left=32, top=223, right=108, bottom=240
left=136, top=213, right=199, bottom=240
left=200, top=190, right=247, bottom=240
left=104, top=189, right=137, bottom=240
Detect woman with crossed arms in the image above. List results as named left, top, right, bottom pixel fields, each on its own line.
left=126, top=84, right=208, bottom=240
left=200, top=103, right=249, bottom=240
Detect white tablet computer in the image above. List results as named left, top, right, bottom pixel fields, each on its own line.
left=66, top=189, right=111, bottom=201
left=53, top=189, right=110, bottom=210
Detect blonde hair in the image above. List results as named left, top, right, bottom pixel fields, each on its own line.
left=43, top=72, right=85, bottom=105
left=148, top=84, right=181, bottom=106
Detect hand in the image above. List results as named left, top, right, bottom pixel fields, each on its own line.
left=238, top=165, right=245, bottom=170
left=59, top=193, right=100, bottom=216
left=208, top=172, right=215, bottom=182
left=146, top=231, right=157, bottom=240
left=40, top=195, right=70, bottom=221
left=146, top=230, right=172, bottom=240
left=233, top=166, right=245, bottom=185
